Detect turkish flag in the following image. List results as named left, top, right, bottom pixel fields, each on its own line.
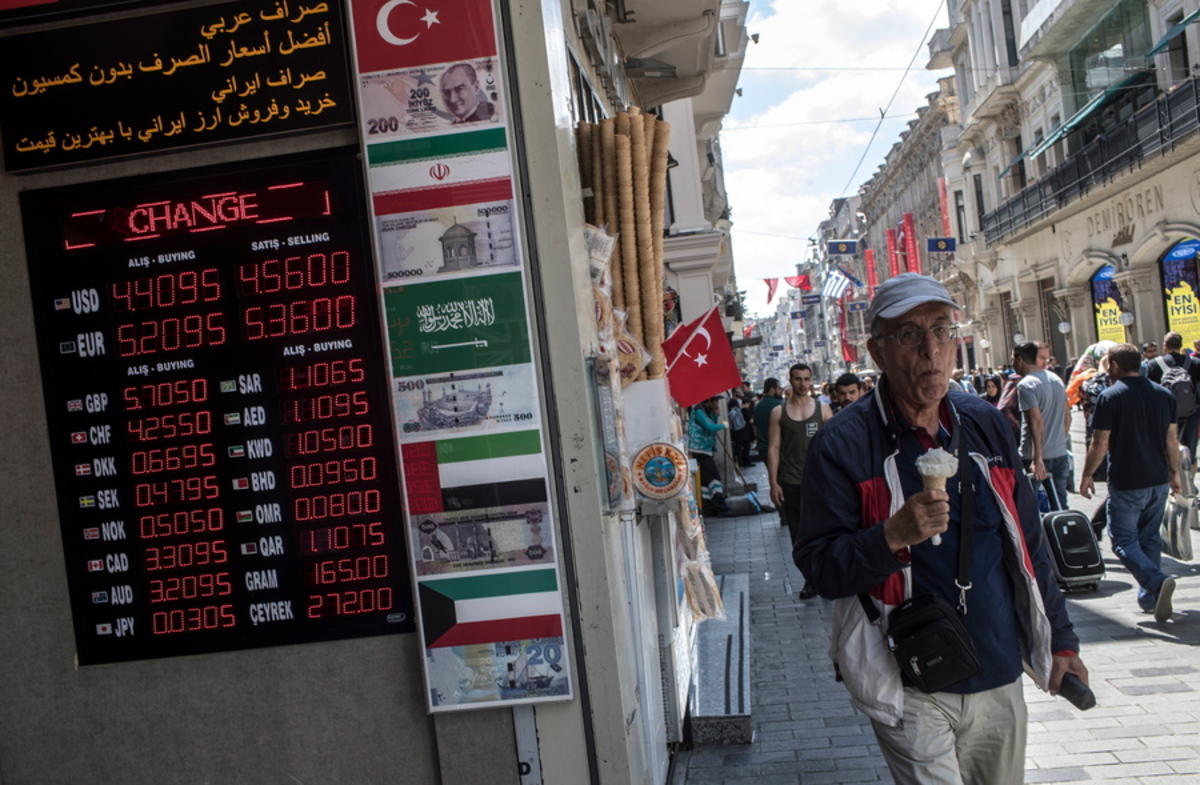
left=784, top=275, right=812, bottom=291
left=764, top=278, right=779, bottom=304
left=350, top=0, right=498, bottom=74
left=663, top=307, right=742, bottom=408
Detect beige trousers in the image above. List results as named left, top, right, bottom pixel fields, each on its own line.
left=870, top=678, right=1027, bottom=785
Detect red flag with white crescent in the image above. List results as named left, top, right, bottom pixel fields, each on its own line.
left=350, top=0, right=498, bottom=74
left=663, top=308, right=742, bottom=408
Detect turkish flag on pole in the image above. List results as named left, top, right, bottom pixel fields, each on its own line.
left=663, top=307, right=742, bottom=408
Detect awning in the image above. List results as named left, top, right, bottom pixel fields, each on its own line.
left=997, top=150, right=1028, bottom=179
left=1148, top=8, right=1200, bottom=57
left=1026, top=71, right=1149, bottom=160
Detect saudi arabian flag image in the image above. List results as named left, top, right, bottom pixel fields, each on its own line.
left=384, top=271, right=532, bottom=377
left=418, top=568, right=563, bottom=649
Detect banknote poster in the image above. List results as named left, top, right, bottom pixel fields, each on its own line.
left=378, top=194, right=517, bottom=283
left=360, top=58, right=504, bottom=142
left=384, top=271, right=532, bottom=377
left=425, top=636, right=572, bottom=708
left=395, top=366, right=539, bottom=440
left=410, top=501, right=554, bottom=576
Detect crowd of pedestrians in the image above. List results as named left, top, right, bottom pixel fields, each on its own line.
left=681, top=272, right=1191, bottom=784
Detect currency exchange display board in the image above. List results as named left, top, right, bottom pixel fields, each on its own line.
left=0, top=0, right=352, bottom=171
left=22, top=148, right=415, bottom=665
left=348, top=0, right=573, bottom=710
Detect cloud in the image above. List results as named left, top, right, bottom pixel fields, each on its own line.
left=726, top=0, right=947, bottom=317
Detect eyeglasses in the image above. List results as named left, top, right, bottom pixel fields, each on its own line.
left=878, top=324, right=959, bottom=347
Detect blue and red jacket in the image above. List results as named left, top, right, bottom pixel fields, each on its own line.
left=794, top=378, right=1079, bottom=726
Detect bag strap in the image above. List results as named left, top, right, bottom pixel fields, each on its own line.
left=857, top=425, right=974, bottom=623
left=1157, top=355, right=1172, bottom=372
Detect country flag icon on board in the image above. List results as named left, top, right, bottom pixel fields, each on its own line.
left=79, top=495, right=96, bottom=508
left=83, top=527, right=100, bottom=541
left=75, top=463, right=92, bottom=476
left=228, top=445, right=246, bottom=458
left=59, top=341, right=77, bottom=354
left=91, top=591, right=109, bottom=604
left=224, top=412, right=242, bottom=426
left=71, top=432, right=88, bottom=444
left=96, top=623, right=113, bottom=635
left=237, top=510, right=254, bottom=524
left=54, top=298, right=71, bottom=310
left=241, top=542, right=258, bottom=555
left=67, top=399, right=83, bottom=412
left=87, top=559, right=104, bottom=572
left=220, top=380, right=238, bottom=393
left=232, top=477, right=250, bottom=491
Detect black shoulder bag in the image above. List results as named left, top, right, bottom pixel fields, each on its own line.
left=858, top=436, right=980, bottom=693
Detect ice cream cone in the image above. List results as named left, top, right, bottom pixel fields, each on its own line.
left=922, top=476, right=947, bottom=492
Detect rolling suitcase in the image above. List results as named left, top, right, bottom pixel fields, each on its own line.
left=1037, top=477, right=1104, bottom=592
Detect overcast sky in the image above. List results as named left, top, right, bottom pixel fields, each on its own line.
left=724, top=0, right=950, bottom=319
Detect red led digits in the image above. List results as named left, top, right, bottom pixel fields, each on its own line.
left=290, top=457, right=378, bottom=488
left=144, top=539, right=229, bottom=571
left=238, top=251, right=351, bottom=295
left=302, top=555, right=389, bottom=586
left=111, top=269, right=221, bottom=312
left=116, top=312, right=226, bottom=356
left=134, top=475, right=220, bottom=507
left=151, top=605, right=237, bottom=635
left=242, top=295, right=356, bottom=340
left=127, top=411, right=213, bottom=442
left=297, top=522, right=385, bottom=554
left=307, top=588, right=393, bottom=618
left=148, top=572, right=233, bottom=603
left=282, top=391, right=369, bottom=424
left=278, top=358, right=366, bottom=391
left=130, top=444, right=216, bottom=474
left=294, top=490, right=381, bottom=521
left=123, top=378, right=208, bottom=410
left=286, top=424, right=373, bottom=455
left=139, top=508, right=224, bottom=539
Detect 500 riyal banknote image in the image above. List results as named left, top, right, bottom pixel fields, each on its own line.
left=411, top=501, right=553, bottom=576
left=378, top=196, right=516, bottom=282
left=395, top=366, right=539, bottom=439
left=359, top=57, right=503, bottom=141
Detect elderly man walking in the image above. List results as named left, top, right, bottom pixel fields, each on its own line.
left=795, top=273, right=1086, bottom=785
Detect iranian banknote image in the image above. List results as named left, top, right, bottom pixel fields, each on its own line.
left=359, top=58, right=503, bottom=141
left=395, top=366, right=539, bottom=440
left=426, top=637, right=571, bottom=708
left=410, top=501, right=553, bottom=576
left=378, top=196, right=517, bottom=282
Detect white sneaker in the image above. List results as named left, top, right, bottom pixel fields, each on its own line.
left=1154, top=577, right=1177, bottom=623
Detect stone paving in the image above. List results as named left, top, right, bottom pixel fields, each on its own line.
left=672, top=416, right=1200, bottom=785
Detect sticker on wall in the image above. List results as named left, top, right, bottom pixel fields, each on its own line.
left=632, top=442, right=690, bottom=500
left=359, top=57, right=504, bottom=141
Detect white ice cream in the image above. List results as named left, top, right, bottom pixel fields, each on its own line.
left=916, top=447, right=957, bottom=479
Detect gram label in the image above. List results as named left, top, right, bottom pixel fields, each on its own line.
left=379, top=198, right=516, bottom=282
left=360, top=58, right=503, bottom=141
left=411, top=501, right=553, bottom=576
left=395, top=366, right=538, bottom=440
left=426, top=637, right=571, bottom=707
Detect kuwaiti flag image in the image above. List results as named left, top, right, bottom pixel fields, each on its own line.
left=400, top=430, right=548, bottom=515
left=367, top=127, right=512, bottom=198
left=418, top=568, right=563, bottom=648
left=821, top=265, right=863, bottom=299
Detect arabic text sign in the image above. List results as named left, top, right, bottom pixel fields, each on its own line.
left=0, top=0, right=352, bottom=170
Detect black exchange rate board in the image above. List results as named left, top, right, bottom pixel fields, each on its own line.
left=22, top=147, right=416, bottom=665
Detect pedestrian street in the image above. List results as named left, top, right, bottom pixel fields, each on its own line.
left=673, top=414, right=1200, bottom=785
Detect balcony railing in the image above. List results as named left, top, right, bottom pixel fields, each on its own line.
left=982, top=74, right=1200, bottom=243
